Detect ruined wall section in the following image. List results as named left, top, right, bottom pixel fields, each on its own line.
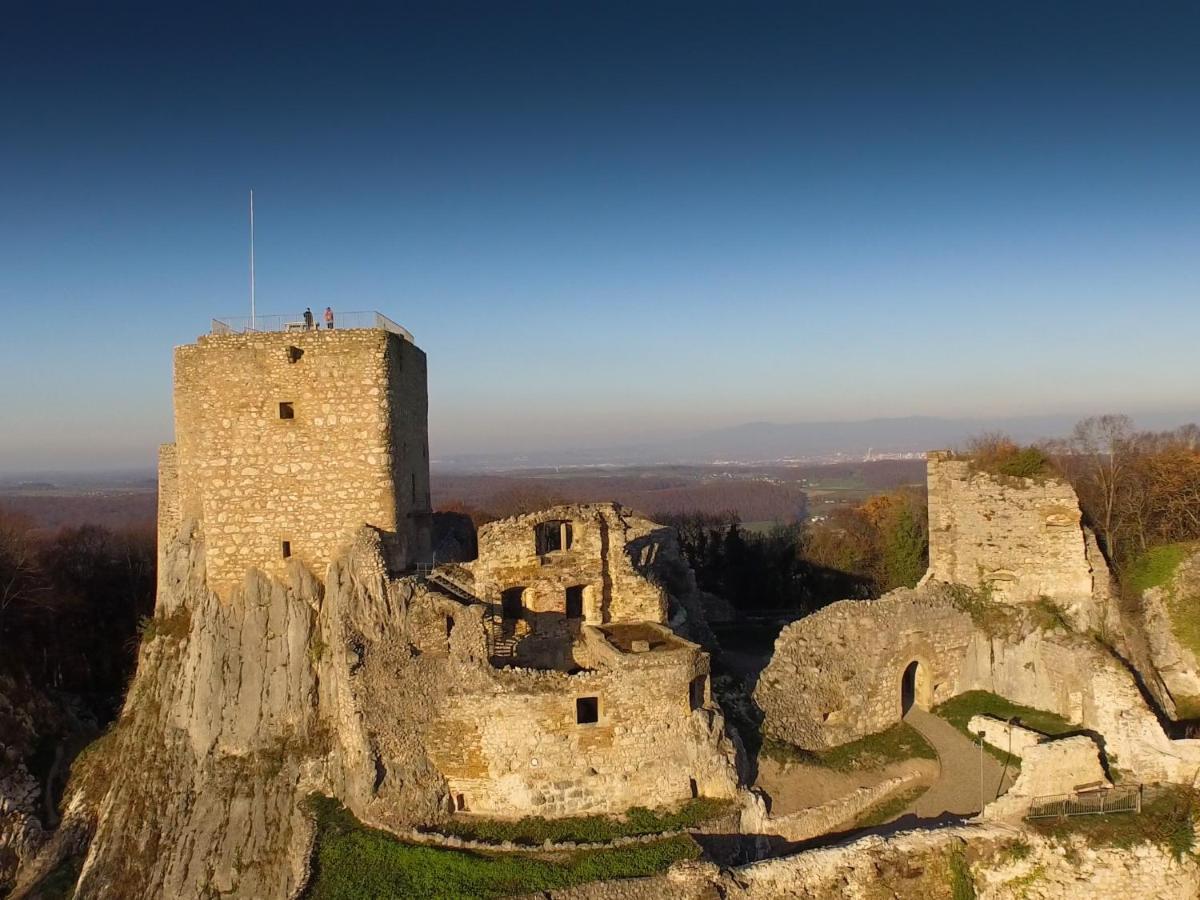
left=926, top=452, right=1098, bottom=611
left=172, top=329, right=429, bottom=596
left=425, top=635, right=738, bottom=817
left=755, top=587, right=975, bottom=749
left=156, top=443, right=181, bottom=568
left=466, top=504, right=670, bottom=625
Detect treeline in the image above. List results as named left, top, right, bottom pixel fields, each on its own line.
left=0, top=508, right=155, bottom=724
left=967, top=416, right=1200, bottom=573
left=659, top=487, right=928, bottom=614
left=1047, top=416, right=1200, bottom=570
left=434, top=475, right=809, bottom=526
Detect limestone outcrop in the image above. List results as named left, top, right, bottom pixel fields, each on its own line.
left=1130, top=548, right=1200, bottom=718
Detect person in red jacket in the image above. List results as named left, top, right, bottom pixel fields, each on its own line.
left=324, top=306, right=335, bottom=329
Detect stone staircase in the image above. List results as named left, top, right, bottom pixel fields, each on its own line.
left=421, top=566, right=518, bottom=663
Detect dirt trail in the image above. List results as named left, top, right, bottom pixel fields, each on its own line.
left=903, top=707, right=1013, bottom=819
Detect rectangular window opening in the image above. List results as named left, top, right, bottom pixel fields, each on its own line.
left=576, top=696, right=599, bottom=725
left=689, top=777, right=699, bottom=799
left=281, top=541, right=292, bottom=559
left=565, top=585, right=585, bottom=619
left=278, top=401, right=295, bottom=420
left=455, top=793, right=467, bottom=812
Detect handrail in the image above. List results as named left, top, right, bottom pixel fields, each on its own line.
left=1026, top=784, right=1142, bottom=819
left=210, top=310, right=414, bottom=341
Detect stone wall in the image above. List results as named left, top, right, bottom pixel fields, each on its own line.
left=156, top=443, right=181, bottom=585
left=960, top=628, right=1200, bottom=783
left=982, top=735, right=1109, bottom=821
left=425, top=626, right=738, bottom=817
left=466, top=504, right=672, bottom=625
left=170, top=328, right=430, bottom=596
left=755, top=587, right=976, bottom=749
left=926, top=452, right=1098, bottom=611
left=523, top=821, right=1200, bottom=899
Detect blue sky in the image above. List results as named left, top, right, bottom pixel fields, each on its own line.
left=2, top=1, right=1198, bottom=472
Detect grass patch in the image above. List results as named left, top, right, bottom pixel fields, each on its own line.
left=948, top=843, right=977, bottom=900
left=1029, top=785, right=1197, bottom=861
left=1127, top=542, right=1200, bottom=661
left=303, top=796, right=700, bottom=900
left=852, top=785, right=928, bottom=828
left=1029, top=597, right=1072, bottom=633
left=1125, top=543, right=1194, bottom=595
left=136, top=607, right=191, bottom=643
left=427, top=798, right=733, bottom=846
left=762, top=721, right=936, bottom=773
left=935, top=691, right=1073, bottom=739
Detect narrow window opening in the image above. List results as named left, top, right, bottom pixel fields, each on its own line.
left=445, top=615, right=454, bottom=638
left=501, top=587, right=525, bottom=621
left=689, top=675, right=707, bottom=710
left=576, top=696, right=599, bottom=725
left=281, top=541, right=292, bottom=559
left=411, top=473, right=417, bottom=504
left=278, top=401, right=295, bottom=420
left=689, top=777, right=699, bottom=799
left=455, top=793, right=467, bottom=812
left=565, top=585, right=585, bottom=619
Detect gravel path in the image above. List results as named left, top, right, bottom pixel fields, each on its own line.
left=903, top=707, right=1014, bottom=820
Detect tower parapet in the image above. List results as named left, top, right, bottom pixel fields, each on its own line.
left=162, top=316, right=431, bottom=596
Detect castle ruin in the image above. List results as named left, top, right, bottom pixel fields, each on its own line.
left=158, top=316, right=432, bottom=596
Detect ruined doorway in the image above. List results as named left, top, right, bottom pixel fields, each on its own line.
left=901, top=660, right=930, bottom=715
left=501, top=587, right=525, bottom=620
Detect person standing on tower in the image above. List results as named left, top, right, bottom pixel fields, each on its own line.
left=303, top=307, right=314, bottom=330
left=324, top=306, right=335, bottom=329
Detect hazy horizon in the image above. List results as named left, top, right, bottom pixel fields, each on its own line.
left=3, top=2, right=1198, bottom=473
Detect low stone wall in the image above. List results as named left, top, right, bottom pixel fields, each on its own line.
left=740, top=771, right=927, bottom=843
left=755, top=586, right=975, bottom=749
left=960, top=628, right=1200, bottom=783
left=520, top=821, right=1200, bottom=898
left=982, top=735, right=1109, bottom=821
left=968, top=715, right=1044, bottom=759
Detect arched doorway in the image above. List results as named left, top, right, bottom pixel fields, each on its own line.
left=901, top=660, right=930, bottom=715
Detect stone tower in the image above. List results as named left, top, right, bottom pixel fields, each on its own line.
left=157, top=314, right=431, bottom=597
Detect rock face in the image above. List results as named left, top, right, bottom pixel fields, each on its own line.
left=0, top=675, right=90, bottom=894
left=754, top=586, right=976, bottom=749
left=10, top=505, right=739, bottom=899
left=1133, top=549, right=1200, bottom=716
left=519, top=820, right=1200, bottom=899
left=925, top=452, right=1107, bottom=621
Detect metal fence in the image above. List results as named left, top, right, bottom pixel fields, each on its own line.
left=1026, top=784, right=1142, bottom=820
left=211, top=310, right=413, bottom=342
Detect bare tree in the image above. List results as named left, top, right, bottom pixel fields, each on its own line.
left=0, top=509, right=45, bottom=645
left=1055, top=415, right=1137, bottom=559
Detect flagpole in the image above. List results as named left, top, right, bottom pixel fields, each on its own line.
left=249, top=189, right=256, bottom=329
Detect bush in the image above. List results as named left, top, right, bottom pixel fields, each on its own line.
left=961, top=433, right=1053, bottom=480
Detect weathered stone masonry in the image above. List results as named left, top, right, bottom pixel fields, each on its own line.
left=165, top=328, right=431, bottom=595
left=925, top=451, right=1100, bottom=608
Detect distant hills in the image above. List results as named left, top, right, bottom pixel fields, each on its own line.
left=435, top=412, right=1200, bottom=471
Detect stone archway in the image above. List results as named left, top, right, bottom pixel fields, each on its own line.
left=901, top=659, right=932, bottom=715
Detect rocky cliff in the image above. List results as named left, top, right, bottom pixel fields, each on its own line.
left=12, top=522, right=475, bottom=899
